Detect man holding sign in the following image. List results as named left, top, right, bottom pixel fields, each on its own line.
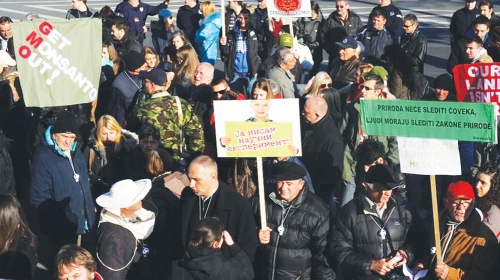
left=256, top=161, right=334, bottom=280
left=411, top=181, right=499, bottom=280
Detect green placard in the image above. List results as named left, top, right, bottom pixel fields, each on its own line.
left=361, top=100, right=496, bottom=142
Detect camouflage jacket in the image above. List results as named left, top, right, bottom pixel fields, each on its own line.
left=127, top=92, right=205, bottom=161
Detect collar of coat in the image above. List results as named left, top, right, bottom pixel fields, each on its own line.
left=269, top=181, right=308, bottom=208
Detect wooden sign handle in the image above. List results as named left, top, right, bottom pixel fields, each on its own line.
left=221, top=0, right=226, bottom=38
left=430, top=175, right=443, bottom=265
left=257, top=157, right=266, bottom=229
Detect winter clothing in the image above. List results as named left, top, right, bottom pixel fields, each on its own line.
left=370, top=3, right=404, bottom=39
left=413, top=210, right=499, bottom=280
left=127, top=91, right=205, bottom=161
left=115, top=0, right=168, bottom=41
left=65, top=7, right=97, bottom=19
left=31, top=126, right=96, bottom=236
left=301, top=115, right=344, bottom=203
left=450, top=7, right=480, bottom=42
left=180, top=182, right=258, bottom=261
left=318, top=10, right=362, bottom=71
left=330, top=57, right=359, bottom=89
left=177, top=4, right=203, bottom=43
left=357, top=26, right=395, bottom=66
left=194, top=11, right=222, bottom=65
left=113, top=32, right=143, bottom=60
left=266, top=65, right=298, bottom=98
left=220, top=23, right=261, bottom=80
left=330, top=194, right=412, bottom=280
left=254, top=185, right=335, bottom=280
left=108, top=71, right=143, bottom=126
left=400, top=28, right=427, bottom=73
left=0, top=237, right=37, bottom=280
left=169, top=244, right=254, bottom=280
left=97, top=207, right=155, bottom=280
left=253, top=7, right=273, bottom=60
left=482, top=205, right=500, bottom=242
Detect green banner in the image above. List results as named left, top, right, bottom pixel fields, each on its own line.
left=361, top=100, right=496, bottom=142
left=12, top=18, right=102, bottom=107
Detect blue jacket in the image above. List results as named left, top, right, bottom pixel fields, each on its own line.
left=194, top=11, right=222, bottom=65
left=115, top=1, right=168, bottom=38
left=30, top=126, right=95, bottom=235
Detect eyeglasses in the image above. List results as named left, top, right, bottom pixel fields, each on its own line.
left=336, top=5, right=346, bottom=8
left=450, top=199, right=472, bottom=208
left=319, top=83, right=333, bottom=89
left=362, top=85, right=375, bottom=91
left=213, top=88, right=228, bottom=95
left=402, top=23, right=415, bottom=28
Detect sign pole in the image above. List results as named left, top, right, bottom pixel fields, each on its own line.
left=220, top=0, right=226, bottom=38
left=257, top=156, right=267, bottom=229
left=430, top=175, right=443, bottom=265
left=288, top=20, right=294, bottom=38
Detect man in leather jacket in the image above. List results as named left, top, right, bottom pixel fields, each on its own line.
left=400, top=14, right=427, bottom=74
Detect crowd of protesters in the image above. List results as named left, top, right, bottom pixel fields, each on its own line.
left=1, top=0, right=500, bottom=279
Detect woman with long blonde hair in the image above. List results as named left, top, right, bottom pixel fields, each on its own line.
left=174, top=45, right=200, bottom=89
left=194, top=1, right=222, bottom=65
left=302, top=71, right=333, bottom=98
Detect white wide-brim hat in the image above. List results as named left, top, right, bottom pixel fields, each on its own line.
left=96, top=179, right=152, bottom=209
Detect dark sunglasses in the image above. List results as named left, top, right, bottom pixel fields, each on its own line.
left=319, top=83, right=333, bottom=89
left=213, top=88, right=228, bottom=95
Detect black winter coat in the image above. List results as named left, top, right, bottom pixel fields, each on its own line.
left=219, top=24, right=261, bottom=80
left=450, top=7, right=480, bottom=42
left=330, top=57, right=359, bottom=89
left=295, top=15, right=323, bottom=51
left=169, top=245, right=254, bottom=280
left=114, top=32, right=142, bottom=59
left=254, top=188, right=336, bottom=280
left=301, top=115, right=344, bottom=203
left=177, top=4, right=203, bottom=43
left=329, top=195, right=412, bottom=280
left=357, top=26, right=395, bottom=66
left=318, top=11, right=362, bottom=57
left=400, top=29, right=427, bottom=73
left=180, top=182, right=258, bottom=261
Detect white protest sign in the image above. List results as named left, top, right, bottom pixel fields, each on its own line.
left=397, top=137, right=461, bottom=175
left=267, top=0, right=311, bottom=18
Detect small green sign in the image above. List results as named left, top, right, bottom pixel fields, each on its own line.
left=361, top=100, right=496, bottom=142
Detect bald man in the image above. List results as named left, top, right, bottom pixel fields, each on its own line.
left=301, top=97, right=344, bottom=204
left=180, top=155, right=258, bottom=260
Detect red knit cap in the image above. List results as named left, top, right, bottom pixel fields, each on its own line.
left=446, top=181, right=475, bottom=201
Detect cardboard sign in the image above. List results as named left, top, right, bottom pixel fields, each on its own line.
left=398, top=137, right=461, bottom=175
left=12, top=19, right=102, bottom=107
left=214, top=99, right=301, bottom=157
left=361, top=99, right=496, bottom=142
left=267, top=0, right=311, bottom=18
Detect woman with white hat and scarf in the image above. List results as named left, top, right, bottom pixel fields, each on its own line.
left=96, top=179, right=156, bottom=280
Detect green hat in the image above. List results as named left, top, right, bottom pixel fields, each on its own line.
left=366, top=66, right=389, bottom=81
left=278, top=33, right=293, bottom=48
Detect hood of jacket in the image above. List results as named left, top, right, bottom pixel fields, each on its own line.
left=200, top=10, right=222, bottom=28
left=44, top=125, right=77, bottom=158
left=100, top=208, right=155, bottom=240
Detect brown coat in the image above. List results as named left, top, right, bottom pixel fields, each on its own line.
left=419, top=210, right=499, bottom=280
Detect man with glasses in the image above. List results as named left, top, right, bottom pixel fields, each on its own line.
left=220, top=9, right=260, bottom=96
left=330, top=36, right=360, bottom=90
left=411, top=181, right=499, bottom=280
left=318, top=0, right=362, bottom=73
left=127, top=67, right=205, bottom=162
left=340, top=74, right=399, bottom=207
left=400, top=14, right=427, bottom=74
left=0, top=16, right=14, bottom=58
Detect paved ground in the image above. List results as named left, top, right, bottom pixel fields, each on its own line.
left=0, top=0, right=475, bottom=278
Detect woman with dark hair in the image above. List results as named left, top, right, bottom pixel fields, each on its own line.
left=165, top=30, right=190, bottom=64
left=151, top=9, right=175, bottom=59
left=475, top=161, right=500, bottom=242
left=0, top=194, right=37, bottom=279
left=169, top=217, right=254, bottom=280
left=319, top=87, right=342, bottom=128
left=174, top=45, right=200, bottom=90
left=294, top=1, right=323, bottom=76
